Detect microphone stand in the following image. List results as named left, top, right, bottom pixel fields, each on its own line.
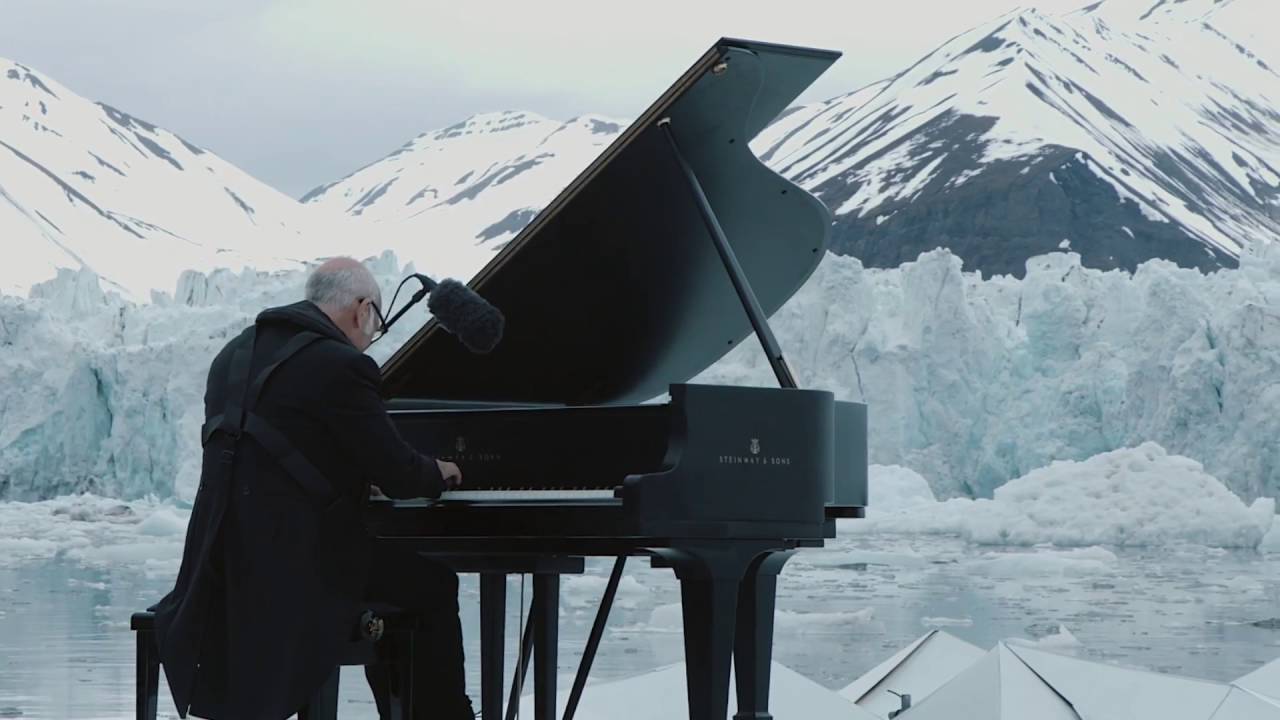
left=381, top=274, right=437, bottom=333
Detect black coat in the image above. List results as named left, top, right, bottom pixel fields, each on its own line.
left=151, top=300, right=445, bottom=720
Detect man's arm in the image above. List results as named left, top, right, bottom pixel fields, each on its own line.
left=323, top=353, right=448, bottom=499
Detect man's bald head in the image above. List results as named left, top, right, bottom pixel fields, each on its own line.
left=306, top=257, right=383, bottom=350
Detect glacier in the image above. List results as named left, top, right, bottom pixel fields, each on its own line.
left=698, top=242, right=1280, bottom=502
left=0, top=251, right=420, bottom=502
left=2, top=244, right=1279, bottom=505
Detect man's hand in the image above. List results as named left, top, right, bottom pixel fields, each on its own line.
left=436, top=459, right=463, bottom=490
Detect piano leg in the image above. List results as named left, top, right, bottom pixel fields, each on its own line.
left=480, top=573, right=506, bottom=720
left=732, top=551, right=795, bottom=720
left=654, top=543, right=773, bottom=720
left=533, top=573, right=560, bottom=720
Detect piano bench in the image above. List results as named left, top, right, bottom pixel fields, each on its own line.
left=130, top=609, right=421, bottom=720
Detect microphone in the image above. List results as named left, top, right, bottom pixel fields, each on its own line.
left=426, top=277, right=505, bottom=354
left=380, top=274, right=505, bottom=353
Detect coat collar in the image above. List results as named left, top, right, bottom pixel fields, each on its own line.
left=255, top=300, right=353, bottom=346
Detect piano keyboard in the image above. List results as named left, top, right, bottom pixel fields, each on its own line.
left=440, top=489, right=618, bottom=502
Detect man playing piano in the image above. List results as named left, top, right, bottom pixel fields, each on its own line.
left=150, top=257, right=476, bottom=720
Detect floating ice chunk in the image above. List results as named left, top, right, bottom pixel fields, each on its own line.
left=1009, top=624, right=1083, bottom=652
left=1262, top=521, right=1280, bottom=554
left=962, top=443, right=1274, bottom=547
left=0, top=494, right=185, bottom=569
left=136, top=505, right=190, bottom=537
left=848, top=445, right=1275, bottom=548
left=642, top=602, right=683, bottom=633
left=972, top=546, right=1118, bottom=575
left=922, top=616, right=974, bottom=628
left=776, top=607, right=875, bottom=634
left=868, top=464, right=937, bottom=515
left=560, top=573, right=649, bottom=610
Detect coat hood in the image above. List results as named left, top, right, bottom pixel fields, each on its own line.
left=255, top=300, right=352, bottom=346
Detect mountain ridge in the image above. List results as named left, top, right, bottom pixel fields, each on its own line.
left=0, top=57, right=354, bottom=299
left=3, top=0, right=1277, bottom=297
left=307, top=0, right=1279, bottom=278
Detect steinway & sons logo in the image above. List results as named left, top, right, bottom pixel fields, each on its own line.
left=719, top=437, right=791, bottom=466
left=446, top=435, right=502, bottom=463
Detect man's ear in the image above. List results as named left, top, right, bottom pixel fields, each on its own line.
left=352, top=301, right=366, bottom=330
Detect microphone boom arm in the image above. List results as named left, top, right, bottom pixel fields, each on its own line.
left=382, top=274, right=437, bottom=333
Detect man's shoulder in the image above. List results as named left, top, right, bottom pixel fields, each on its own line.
left=281, top=328, right=378, bottom=383
left=209, top=320, right=360, bottom=374
left=209, top=325, right=255, bottom=370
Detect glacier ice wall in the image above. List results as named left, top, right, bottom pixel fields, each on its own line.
left=697, top=243, right=1280, bottom=501
left=1, top=245, right=1277, bottom=502
left=0, top=252, right=422, bottom=502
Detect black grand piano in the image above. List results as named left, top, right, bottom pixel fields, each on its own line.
left=366, top=38, right=868, bottom=720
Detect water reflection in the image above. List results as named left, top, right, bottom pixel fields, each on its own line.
left=1, top=535, right=1277, bottom=718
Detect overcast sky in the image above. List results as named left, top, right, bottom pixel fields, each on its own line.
left=1, top=0, right=1088, bottom=197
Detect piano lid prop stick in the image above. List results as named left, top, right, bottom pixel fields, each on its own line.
left=562, top=556, right=627, bottom=720
left=506, top=582, right=536, bottom=720
left=657, top=117, right=799, bottom=390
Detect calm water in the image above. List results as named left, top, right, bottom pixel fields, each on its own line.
left=1, top=534, right=1277, bottom=718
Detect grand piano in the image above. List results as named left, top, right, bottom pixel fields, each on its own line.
left=366, top=38, right=868, bottom=720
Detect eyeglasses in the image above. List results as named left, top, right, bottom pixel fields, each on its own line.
left=358, top=297, right=388, bottom=344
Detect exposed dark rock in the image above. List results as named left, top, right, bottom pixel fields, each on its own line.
left=224, top=188, right=255, bottom=220
left=476, top=208, right=538, bottom=241
left=97, top=102, right=157, bottom=133
left=134, top=133, right=183, bottom=170
left=807, top=113, right=1238, bottom=278
left=347, top=178, right=397, bottom=215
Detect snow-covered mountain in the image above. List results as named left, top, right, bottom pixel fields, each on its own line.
left=0, top=58, right=354, bottom=300
left=8, top=1, right=1273, bottom=297
left=302, top=111, right=625, bottom=281
left=308, top=0, right=1279, bottom=278
left=762, top=0, right=1280, bottom=276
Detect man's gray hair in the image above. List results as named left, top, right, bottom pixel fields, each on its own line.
left=305, top=259, right=380, bottom=310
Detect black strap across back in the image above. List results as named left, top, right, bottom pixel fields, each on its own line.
left=200, top=325, right=334, bottom=499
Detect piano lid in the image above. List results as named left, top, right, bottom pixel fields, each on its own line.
left=381, top=38, right=840, bottom=405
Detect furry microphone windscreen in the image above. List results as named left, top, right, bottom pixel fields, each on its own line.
left=427, top=279, right=505, bottom=354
